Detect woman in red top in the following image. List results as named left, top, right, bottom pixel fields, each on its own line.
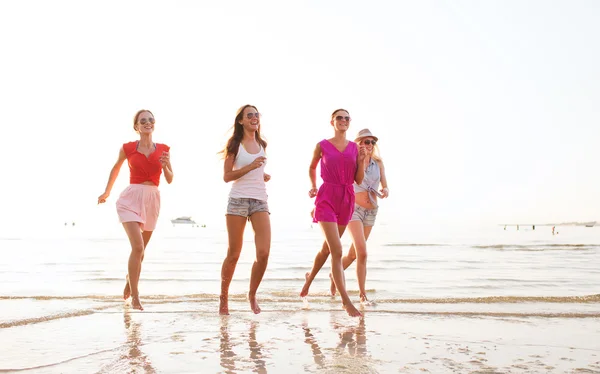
left=97, top=109, right=173, bottom=310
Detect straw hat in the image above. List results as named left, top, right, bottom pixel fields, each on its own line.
left=355, top=128, right=378, bottom=142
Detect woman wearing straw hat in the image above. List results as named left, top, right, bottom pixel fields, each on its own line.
left=330, top=128, right=389, bottom=303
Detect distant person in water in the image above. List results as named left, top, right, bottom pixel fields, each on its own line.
left=218, top=104, right=271, bottom=315
left=301, top=109, right=366, bottom=317
left=328, top=128, right=389, bottom=303
left=97, top=109, right=173, bottom=311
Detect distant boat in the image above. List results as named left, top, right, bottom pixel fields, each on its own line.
left=171, top=216, right=197, bottom=225
left=585, top=223, right=595, bottom=227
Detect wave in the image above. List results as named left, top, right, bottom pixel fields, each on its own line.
left=2, top=293, right=598, bottom=303
left=0, top=346, right=120, bottom=372
left=0, top=304, right=117, bottom=329
left=383, top=243, right=600, bottom=251
left=2, top=297, right=600, bottom=330
left=472, top=244, right=600, bottom=251
left=384, top=243, right=448, bottom=247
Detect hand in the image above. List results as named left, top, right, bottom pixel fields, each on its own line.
left=248, top=156, right=267, bottom=171
left=308, top=187, right=318, bottom=198
left=264, top=173, right=271, bottom=182
left=159, top=151, right=170, bottom=168
left=358, top=146, right=367, bottom=161
left=98, top=192, right=109, bottom=204
left=380, top=187, right=389, bottom=198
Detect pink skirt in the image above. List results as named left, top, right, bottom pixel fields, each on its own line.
left=116, top=184, right=161, bottom=231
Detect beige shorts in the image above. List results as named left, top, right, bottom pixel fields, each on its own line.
left=226, top=197, right=269, bottom=220
left=116, top=184, right=161, bottom=231
left=350, top=204, right=378, bottom=227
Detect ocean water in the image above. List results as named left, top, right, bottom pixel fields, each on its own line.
left=1, top=222, right=599, bottom=373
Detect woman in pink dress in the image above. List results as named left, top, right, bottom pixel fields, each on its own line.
left=303, top=109, right=366, bottom=317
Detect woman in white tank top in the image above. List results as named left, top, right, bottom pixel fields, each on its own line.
left=218, top=104, right=271, bottom=315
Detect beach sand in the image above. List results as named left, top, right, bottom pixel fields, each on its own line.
left=2, top=297, right=600, bottom=373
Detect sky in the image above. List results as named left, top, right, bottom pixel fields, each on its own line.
left=0, top=0, right=599, bottom=232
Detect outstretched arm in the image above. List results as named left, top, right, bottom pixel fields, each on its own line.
left=98, top=147, right=127, bottom=204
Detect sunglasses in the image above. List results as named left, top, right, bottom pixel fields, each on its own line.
left=362, top=139, right=376, bottom=145
left=246, top=112, right=260, bottom=119
left=335, top=116, right=351, bottom=121
left=139, top=118, right=155, bottom=125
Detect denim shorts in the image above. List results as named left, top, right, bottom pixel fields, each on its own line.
left=350, top=204, right=378, bottom=227
left=226, top=197, right=270, bottom=219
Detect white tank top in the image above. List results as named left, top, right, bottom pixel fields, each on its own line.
left=229, top=143, right=268, bottom=201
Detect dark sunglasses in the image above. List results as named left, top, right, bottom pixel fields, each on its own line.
left=362, top=139, right=376, bottom=145
left=139, top=118, right=155, bottom=125
left=335, top=115, right=351, bottom=121
left=246, top=112, right=260, bottom=119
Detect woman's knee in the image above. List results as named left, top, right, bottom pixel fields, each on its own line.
left=355, top=246, right=368, bottom=263
left=130, top=243, right=144, bottom=256
left=256, top=249, right=270, bottom=264
left=226, top=248, right=242, bottom=263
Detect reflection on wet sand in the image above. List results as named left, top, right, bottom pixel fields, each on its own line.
left=335, top=317, right=367, bottom=357
left=302, top=320, right=325, bottom=367
left=302, top=316, right=370, bottom=371
left=219, top=316, right=237, bottom=374
left=122, top=308, right=156, bottom=373
left=219, top=317, right=269, bottom=373
left=248, top=320, right=268, bottom=373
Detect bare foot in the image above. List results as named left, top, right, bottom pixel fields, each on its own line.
left=343, top=302, right=362, bottom=317
left=123, top=275, right=131, bottom=300
left=219, top=295, right=229, bottom=315
left=328, top=273, right=337, bottom=296
left=131, top=295, right=144, bottom=311
left=300, top=272, right=311, bottom=298
left=359, top=293, right=368, bottom=303
left=249, top=294, right=261, bottom=314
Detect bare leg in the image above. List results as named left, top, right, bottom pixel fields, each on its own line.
left=347, top=222, right=372, bottom=302
left=300, top=242, right=329, bottom=297
left=300, top=225, right=345, bottom=297
left=330, top=241, right=358, bottom=297
left=220, top=215, right=247, bottom=315
left=320, top=222, right=361, bottom=317
left=331, top=224, right=373, bottom=301
left=122, top=222, right=145, bottom=310
left=124, top=230, right=153, bottom=300
left=248, top=212, right=271, bottom=314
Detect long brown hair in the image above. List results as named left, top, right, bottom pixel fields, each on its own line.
left=219, top=104, right=267, bottom=159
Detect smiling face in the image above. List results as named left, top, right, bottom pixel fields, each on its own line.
left=358, top=136, right=376, bottom=155
left=330, top=110, right=351, bottom=132
left=239, top=106, right=260, bottom=132
left=133, top=110, right=155, bottom=134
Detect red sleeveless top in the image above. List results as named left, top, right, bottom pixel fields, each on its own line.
left=123, top=141, right=170, bottom=186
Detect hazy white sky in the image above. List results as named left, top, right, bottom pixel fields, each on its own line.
left=1, top=0, right=598, bottom=231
